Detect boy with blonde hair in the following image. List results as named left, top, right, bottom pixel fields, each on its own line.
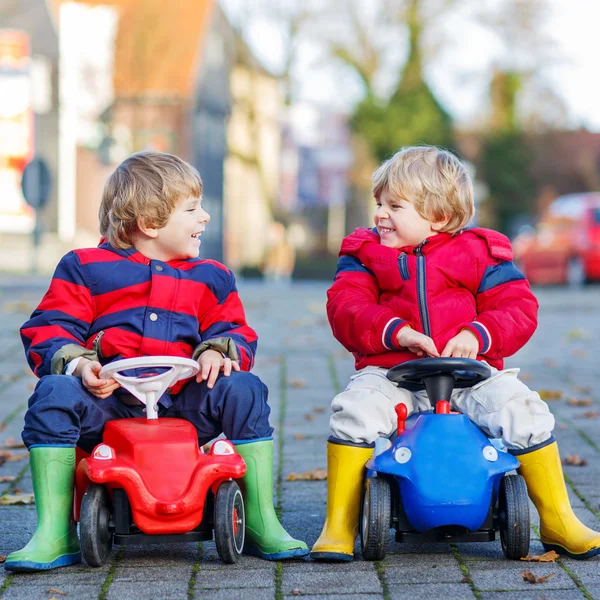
left=5, top=151, right=307, bottom=572
left=311, top=145, right=600, bottom=561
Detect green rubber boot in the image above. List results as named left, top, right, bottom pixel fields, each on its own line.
left=4, top=446, right=81, bottom=572
left=234, top=439, right=308, bottom=560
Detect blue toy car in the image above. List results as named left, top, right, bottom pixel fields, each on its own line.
left=360, top=357, right=530, bottom=561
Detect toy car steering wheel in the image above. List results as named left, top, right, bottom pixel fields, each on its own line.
left=99, top=356, right=199, bottom=420
left=387, top=357, right=491, bottom=391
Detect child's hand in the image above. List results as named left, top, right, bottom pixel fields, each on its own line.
left=441, top=329, right=479, bottom=359
left=196, top=349, right=240, bottom=389
left=76, top=359, right=120, bottom=399
left=397, top=327, right=440, bottom=358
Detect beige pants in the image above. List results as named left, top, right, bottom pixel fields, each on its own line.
left=330, top=366, right=555, bottom=451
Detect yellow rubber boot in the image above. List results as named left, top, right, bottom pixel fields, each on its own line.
left=517, top=440, right=600, bottom=559
left=310, top=441, right=374, bottom=561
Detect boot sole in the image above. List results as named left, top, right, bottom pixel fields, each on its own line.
left=4, top=552, right=81, bottom=572
left=243, top=544, right=309, bottom=560
left=542, top=542, right=600, bottom=560
left=310, top=551, right=354, bottom=562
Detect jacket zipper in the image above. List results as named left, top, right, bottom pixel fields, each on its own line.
left=415, top=242, right=431, bottom=336
left=398, top=253, right=409, bottom=280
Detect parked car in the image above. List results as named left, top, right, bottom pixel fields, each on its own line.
left=513, top=193, right=600, bottom=286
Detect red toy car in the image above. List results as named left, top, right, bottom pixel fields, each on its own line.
left=513, top=192, right=600, bottom=286
left=74, top=357, right=246, bottom=566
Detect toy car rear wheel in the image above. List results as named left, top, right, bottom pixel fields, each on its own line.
left=214, top=480, right=245, bottom=564
left=361, top=476, right=391, bottom=561
left=498, top=474, right=530, bottom=559
left=80, top=484, right=113, bottom=567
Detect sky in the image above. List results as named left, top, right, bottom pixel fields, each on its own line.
left=222, top=0, right=600, bottom=132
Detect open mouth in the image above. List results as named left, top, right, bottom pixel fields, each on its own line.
left=378, top=226, right=395, bottom=234
left=191, top=231, right=203, bottom=239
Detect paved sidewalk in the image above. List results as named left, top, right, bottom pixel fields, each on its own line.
left=0, top=275, right=599, bottom=599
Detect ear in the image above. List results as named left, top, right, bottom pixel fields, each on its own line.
left=136, top=217, right=159, bottom=239
left=431, top=215, right=451, bottom=232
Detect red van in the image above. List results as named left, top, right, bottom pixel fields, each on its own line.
left=513, top=193, right=600, bottom=286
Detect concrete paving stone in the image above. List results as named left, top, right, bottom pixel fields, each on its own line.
left=203, top=590, right=275, bottom=600
left=386, top=543, right=453, bottom=555
left=112, top=564, right=193, bottom=582
left=0, top=534, right=38, bottom=554
left=284, top=595, right=384, bottom=600
left=1, top=583, right=102, bottom=600
left=107, top=580, right=189, bottom=600
left=283, top=560, right=376, bottom=574
left=388, top=583, right=477, bottom=600
left=561, top=559, right=600, bottom=586
left=194, top=568, right=274, bottom=590
left=200, top=548, right=276, bottom=571
left=459, top=538, right=547, bottom=561
left=9, top=569, right=108, bottom=585
left=382, top=553, right=459, bottom=568
left=383, top=564, right=465, bottom=585
left=281, top=570, right=383, bottom=596
left=480, top=591, right=587, bottom=600
left=467, top=562, right=577, bottom=592
left=120, top=543, right=199, bottom=566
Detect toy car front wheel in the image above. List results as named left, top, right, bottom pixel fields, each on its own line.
left=214, top=480, right=245, bottom=564
left=80, top=484, right=113, bottom=567
left=361, top=476, right=391, bottom=561
left=498, top=474, right=530, bottom=559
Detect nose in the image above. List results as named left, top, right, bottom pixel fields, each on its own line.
left=375, top=205, right=389, bottom=220
left=199, top=207, right=210, bottom=223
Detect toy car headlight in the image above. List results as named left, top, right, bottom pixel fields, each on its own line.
left=211, top=440, right=236, bottom=456
left=482, top=445, right=498, bottom=462
left=395, top=447, right=412, bottom=464
left=92, top=444, right=116, bottom=460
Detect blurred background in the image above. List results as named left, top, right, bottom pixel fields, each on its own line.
left=0, top=0, right=599, bottom=283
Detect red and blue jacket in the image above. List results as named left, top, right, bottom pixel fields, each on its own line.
left=327, top=227, right=538, bottom=371
left=21, top=243, right=257, bottom=393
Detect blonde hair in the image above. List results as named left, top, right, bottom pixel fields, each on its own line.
left=99, top=151, right=203, bottom=248
left=372, top=146, right=474, bottom=233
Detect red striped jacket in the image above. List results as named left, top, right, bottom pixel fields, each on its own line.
left=327, top=227, right=538, bottom=371
left=21, top=243, right=257, bottom=392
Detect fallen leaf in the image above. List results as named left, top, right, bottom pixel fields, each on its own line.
left=521, top=569, right=555, bottom=584
left=0, top=425, right=5, bottom=432
left=0, top=493, right=35, bottom=505
left=312, top=407, right=326, bottom=413
left=574, top=385, right=591, bottom=394
left=460, top=576, right=472, bottom=584
left=288, top=378, right=306, bottom=388
left=12, top=488, right=21, bottom=494
left=292, top=589, right=302, bottom=596
left=0, top=450, right=28, bottom=462
left=562, top=455, right=588, bottom=466
left=565, top=328, right=591, bottom=340
left=0, top=555, right=5, bottom=563
left=304, top=413, right=315, bottom=421
left=48, top=589, right=67, bottom=596
left=538, top=390, right=563, bottom=400
left=286, top=469, right=327, bottom=481
left=294, top=434, right=305, bottom=440
left=2, top=437, right=25, bottom=449
left=520, top=550, right=559, bottom=562
left=568, top=398, right=593, bottom=406
left=582, top=411, right=599, bottom=419
left=0, top=476, right=15, bottom=483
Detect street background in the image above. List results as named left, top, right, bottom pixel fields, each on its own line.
left=0, top=276, right=599, bottom=600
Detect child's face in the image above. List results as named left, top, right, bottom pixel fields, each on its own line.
left=374, top=190, right=440, bottom=249
left=151, top=196, right=210, bottom=261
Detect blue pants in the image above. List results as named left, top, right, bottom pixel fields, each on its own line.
left=23, top=371, right=273, bottom=452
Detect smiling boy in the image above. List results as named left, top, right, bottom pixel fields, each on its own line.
left=5, top=151, right=307, bottom=572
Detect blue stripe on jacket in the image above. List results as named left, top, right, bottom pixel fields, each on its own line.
left=335, top=255, right=375, bottom=278
left=477, top=261, right=525, bottom=294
